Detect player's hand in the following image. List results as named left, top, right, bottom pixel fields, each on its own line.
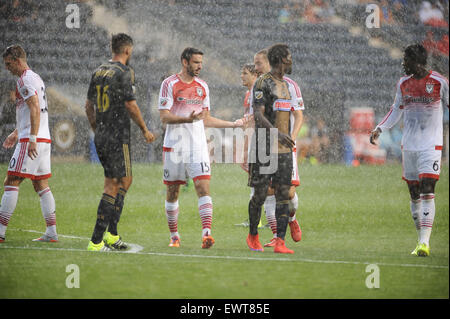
left=189, top=110, right=205, bottom=122
left=143, top=129, right=156, bottom=143
left=27, top=141, right=38, bottom=160
left=3, top=132, right=18, bottom=149
left=278, top=132, right=295, bottom=149
left=233, top=118, right=244, bottom=128
left=369, top=127, right=382, bottom=145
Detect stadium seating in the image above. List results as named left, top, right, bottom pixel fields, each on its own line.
left=3, top=0, right=447, bottom=163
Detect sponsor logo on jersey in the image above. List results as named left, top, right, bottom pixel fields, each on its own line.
left=273, top=99, right=292, bottom=111
left=176, top=97, right=202, bottom=105
left=403, top=95, right=434, bottom=104
left=425, top=83, right=434, bottom=94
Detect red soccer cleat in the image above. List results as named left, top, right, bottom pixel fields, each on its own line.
left=274, top=238, right=294, bottom=254
left=201, top=235, right=215, bottom=249
left=0, top=237, right=5, bottom=243
left=246, top=234, right=263, bottom=252
left=264, top=237, right=277, bottom=247
left=289, top=219, right=302, bottom=242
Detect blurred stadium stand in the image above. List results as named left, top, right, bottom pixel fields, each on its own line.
left=1, top=0, right=448, bottom=163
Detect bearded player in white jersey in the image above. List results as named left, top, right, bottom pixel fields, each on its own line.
left=159, top=47, right=245, bottom=249
left=0, top=45, right=57, bottom=243
left=370, top=44, right=449, bottom=257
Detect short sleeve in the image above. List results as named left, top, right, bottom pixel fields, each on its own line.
left=158, top=77, right=174, bottom=110
left=201, top=82, right=210, bottom=111
left=18, top=77, right=37, bottom=101
left=252, top=78, right=267, bottom=109
left=121, top=68, right=136, bottom=102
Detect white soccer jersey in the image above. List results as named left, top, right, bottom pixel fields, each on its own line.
left=376, top=71, right=449, bottom=151
left=15, top=69, right=50, bottom=141
left=158, top=74, right=210, bottom=153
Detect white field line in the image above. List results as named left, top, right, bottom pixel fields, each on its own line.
left=2, top=229, right=448, bottom=270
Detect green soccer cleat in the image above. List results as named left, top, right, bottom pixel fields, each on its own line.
left=103, top=232, right=128, bottom=250
left=411, top=243, right=420, bottom=256
left=87, top=240, right=112, bottom=252
left=416, top=243, right=430, bottom=257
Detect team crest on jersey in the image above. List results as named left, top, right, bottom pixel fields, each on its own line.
left=196, top=87, right=203, bottom=97
left=255, top=91, right=263, bottom=99
left=425, top=83, right=434, bottom=94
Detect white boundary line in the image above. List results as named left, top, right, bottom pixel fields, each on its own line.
left=2, top=228, right=448, bottom=270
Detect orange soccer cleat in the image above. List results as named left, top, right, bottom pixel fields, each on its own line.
left=169, top=236, right=180, bottom=247
left=201, top=235, right=215, bottom=249
left=289, top=219, right=302, bottom=242
left=274, top=238, right=294, bottom=254
left=246, top=234, right=263, bottom=252
left=264, top=237, right=277, bottom=247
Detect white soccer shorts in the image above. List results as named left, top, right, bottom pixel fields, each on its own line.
left=8, top=139, right=52, bottom=180
left=163, top=147, right=211, bottom=185
left=402, top=148, right=441, bottom=183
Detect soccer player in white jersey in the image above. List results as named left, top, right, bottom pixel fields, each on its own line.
left=253, top=49, right=304, bottom=247
left=0, top=45, right=57, bottom=243
left=370, top=44, right=449, bottom=257
left=158, top=47, right=244, bottom=249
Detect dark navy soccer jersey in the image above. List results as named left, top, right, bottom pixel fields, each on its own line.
left=87, top=61, right=136, bottom=143
left=252, top=72, right=292, bottom=154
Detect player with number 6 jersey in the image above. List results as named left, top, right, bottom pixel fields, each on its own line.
left=370, top=44, right=449, bottom=257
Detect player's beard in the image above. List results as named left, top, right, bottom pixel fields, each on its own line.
left=187, top=65, right=199, bottom=77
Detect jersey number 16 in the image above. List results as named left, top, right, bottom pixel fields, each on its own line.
left=96, top=85, right=110, bottom=112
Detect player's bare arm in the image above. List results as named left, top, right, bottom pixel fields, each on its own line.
left=290, top=109, right=303, bottom=141
left=254, top=104, right=295, bottom=149
left=369, top=127, right=382, bottom=145
left=202, top=110, right=243, bottom=128
left=124, top=99, right=155, bottom=143
left=25, top=94, right=40, bottom=160
left=85, top=99, right=96, bottom=131
left=159, top=109, right=204, bottom=125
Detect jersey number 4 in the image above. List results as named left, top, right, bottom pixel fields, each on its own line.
left=96, top=85, right=110, bottom=112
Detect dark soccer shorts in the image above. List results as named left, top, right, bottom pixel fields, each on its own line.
left=248, top=152, right=293, bottom=187
left=95, top=139, right=132, bottom=178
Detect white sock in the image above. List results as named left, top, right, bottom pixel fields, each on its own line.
left=264, top=195, right=277, bottom=237
left=165, top=200, right=179, bottom=238
left=288, top=192, right=299, bottom=222
left=0, top=186, right=19, bottom=238
left=198, top=196, right=213, bottom=237
left=38, top=188, right=57, bottom=237
left=410, top=199, right=421, bottom=240
left=419, top=194, right=435, bottom=246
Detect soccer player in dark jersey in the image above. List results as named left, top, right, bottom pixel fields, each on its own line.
left=85, top=33, right=155, bottom=251
left=247, top=43, right=298, bottom=254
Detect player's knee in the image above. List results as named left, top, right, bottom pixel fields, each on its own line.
left=420, top=178, right=436, bottom=194
left=4, top=175, right=22, bottom=187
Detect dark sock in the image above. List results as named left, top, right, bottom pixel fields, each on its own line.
left=91, top=193, right=116, bottom=244
left=108, top=188, right=126, bottom=236
left=275, top=200, right=290, bottom=240
left=248, top=198, right=262, bottom=236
